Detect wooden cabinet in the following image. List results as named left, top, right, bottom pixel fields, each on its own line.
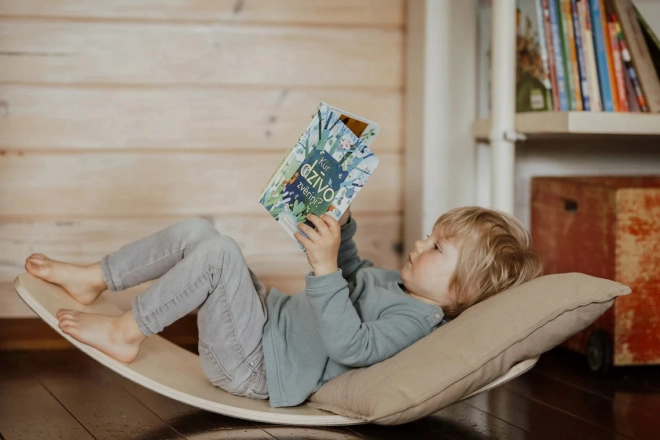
left=531, top=176, right=660, bottom=373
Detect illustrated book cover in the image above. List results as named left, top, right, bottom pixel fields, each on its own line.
left=258, top=102, right=379, bottom=251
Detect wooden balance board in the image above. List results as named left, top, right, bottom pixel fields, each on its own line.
left=14, top=272, right=538, bottom=426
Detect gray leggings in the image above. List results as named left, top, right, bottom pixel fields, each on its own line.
left=100, top=217, right=269, bottom=400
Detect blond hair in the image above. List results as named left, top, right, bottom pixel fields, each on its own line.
left=434, top=206, right=543, bottom=318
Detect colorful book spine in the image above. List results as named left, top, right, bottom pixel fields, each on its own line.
left=589, top=0, right=615, bottom=111
left=571, top=0, right=591, bottom=110
left=609, top=21, right=629, bottom=111
left=601, top=0, right=620, bottom=110
left=612, top=0, right=660, bottom=112
left=542, top=0, right=561, bottom=110
left=580, top=0, right=602, bottom=110
left=535, top=0, right=554, bottom=109
left=615, top=19, right=649, bottom=111
left=563, top=0, right=583, bottom=110
left=558, top=0, right=578, bottom=110
left=549, top=0, right=570, bottom=110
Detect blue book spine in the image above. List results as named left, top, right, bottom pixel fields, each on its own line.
left=589, top=0, right=614, bottom=111
left=571, top=0, right=590, bottom=110
left=549, top=0, right=569, bottom=111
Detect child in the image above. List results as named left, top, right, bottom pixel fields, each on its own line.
left=24, top=206, right=542, bottom=408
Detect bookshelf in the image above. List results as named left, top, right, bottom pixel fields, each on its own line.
left=480, top=0, right=660, bottom=215
left=473, top=111, right=660, bottom=140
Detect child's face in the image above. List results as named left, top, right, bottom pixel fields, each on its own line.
left=400, top=227, right=460, bottom=309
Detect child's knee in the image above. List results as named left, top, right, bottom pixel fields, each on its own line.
left=200, top=235, right=243, bottom=262
left=183, top=217, right=219, bottom=244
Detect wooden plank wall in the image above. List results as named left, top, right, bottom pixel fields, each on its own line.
left=0, top=0, right=406, bottom=318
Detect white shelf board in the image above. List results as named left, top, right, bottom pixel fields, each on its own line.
left=473, top=111, right=660, bottom=140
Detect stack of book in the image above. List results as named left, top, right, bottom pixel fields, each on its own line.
left=479, top=0, right=660, bottom=113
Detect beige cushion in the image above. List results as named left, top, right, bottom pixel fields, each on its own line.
left=308, top=273, right=631, bottom=425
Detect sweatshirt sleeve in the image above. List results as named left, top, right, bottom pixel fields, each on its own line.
left=304, top=270, right=431, bottom=368
left=337, top=216, right=374, bottom=284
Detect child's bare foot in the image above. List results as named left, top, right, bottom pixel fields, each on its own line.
left=25, top=254, right=107, bottom=305
left=56, top=308, right=147, bottom=363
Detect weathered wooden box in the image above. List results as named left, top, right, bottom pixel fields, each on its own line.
left=531, top=176, right=660, bottom=372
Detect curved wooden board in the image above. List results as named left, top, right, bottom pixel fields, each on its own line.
left=13, top=273, right=364, bottom=426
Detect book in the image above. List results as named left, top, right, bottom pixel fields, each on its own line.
left=549, top=0, right=571, bottom=110
left=601, top=0, right=621, bottom=110
left=616, top=18, right=649, bottom=111
left=557, top=0, right=577, bottom=110
left=611, top=0, right=660, bottom=112
left=590, top=0, right=616, bottom=111
left=562, top=0, right=583, bottom=110
left=542, top=0, right=562, bottom=110
left=571, top=0, right=591, bottom=110
left=258, top=102, right=379, bottom=251
left=579, top=0, right=603, bottom=110
left=609, top=21, right=629, bottom=111
left=516, top=0, right=554, bottom=111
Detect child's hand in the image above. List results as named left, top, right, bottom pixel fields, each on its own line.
left=295, top=214, right=340, bottom=276
left=339, top=207, right=351, bottom=227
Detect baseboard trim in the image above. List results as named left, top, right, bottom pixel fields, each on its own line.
left=0, top=314, right=199, bottom=351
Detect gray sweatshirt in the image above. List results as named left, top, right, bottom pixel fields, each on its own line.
left=262, top=216, right=446, bottom=408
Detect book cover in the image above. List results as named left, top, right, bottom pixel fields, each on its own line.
left=571, top=0, right=591, bottom=110
left=562, top=0, right=583, bottom=110
left=258, top=102, right=379, bottom=251
left=590, top=0, right=615, bottom=111
left=579, top=0, right=603, bottom=110
left=549, top=0, right=571, bottom=110
left=611, top=0, right=660, bottom=112
left=542, top=0, right=561, bottom=110
left=516, top=0, right=554, bottom=111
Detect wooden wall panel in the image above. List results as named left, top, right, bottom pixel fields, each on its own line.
left=0, top=86, right=402, bottom=152
left=0, top=152, right=401, bottom=217
left=0, top=20, right=403, bottom=88
left=0, top=0, right=404, bottom=26
left=0, top=1, right=405, bottom=323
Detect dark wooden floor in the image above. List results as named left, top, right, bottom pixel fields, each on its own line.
left=1, top=346, right=659, bottom=440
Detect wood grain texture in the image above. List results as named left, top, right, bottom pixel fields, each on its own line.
left=0, top=85, right=402, bottom=152
left=0, top=352, right=96, bottom=439
left=0, top=0, right=404, bottom=27
left=0, top=152, right=402, bottom=216
left=0, top=20, right=403, bottom=88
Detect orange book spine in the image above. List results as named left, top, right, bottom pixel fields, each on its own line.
left=599, top=0, right=620, bottom=110
left=609, top=21, right=629, bottom=111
